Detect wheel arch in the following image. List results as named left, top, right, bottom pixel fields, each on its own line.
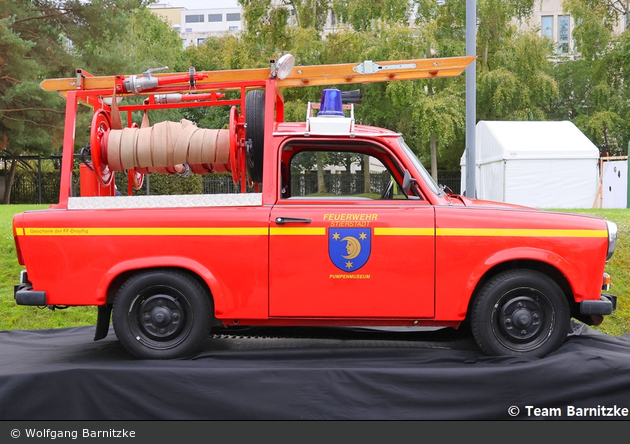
left=462, top=248, right=580, bottom=321
left=468, top=260, right=574, bottom=316
left=98, top=256, right=226, bottom=315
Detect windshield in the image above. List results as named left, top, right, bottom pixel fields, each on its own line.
left=397, top=137, right=442, bottom=196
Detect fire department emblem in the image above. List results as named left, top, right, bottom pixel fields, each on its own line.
left=328, top=228, right=371, bottom=271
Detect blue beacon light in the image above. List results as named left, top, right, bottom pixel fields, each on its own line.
left=318, top=89, right=345, bottom=117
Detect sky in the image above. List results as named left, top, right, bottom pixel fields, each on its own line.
left=152, top=0, right=241, bottom=9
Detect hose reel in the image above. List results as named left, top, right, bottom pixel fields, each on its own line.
left=88, top=102, right=250, bottom=190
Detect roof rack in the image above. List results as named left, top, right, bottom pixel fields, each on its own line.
left=40, top=56, right=476, bottom=95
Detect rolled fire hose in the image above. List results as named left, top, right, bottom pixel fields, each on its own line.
left=105, top=119, right=231, bottom=175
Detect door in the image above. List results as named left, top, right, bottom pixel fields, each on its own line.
left=268, top=144, right=435, bottom=318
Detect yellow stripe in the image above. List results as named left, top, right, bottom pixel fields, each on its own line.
left=17, top=226, right=608, bottom=239
left=21, top=227, right=268, bottom=236
left=374, top=228, right=434, bottom=236
left=270, top=227, right=326, bottom=235
left=436, top=228, right=608, bottom=238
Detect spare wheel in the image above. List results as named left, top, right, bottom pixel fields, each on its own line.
left=245, top=89, right=265, bottom=184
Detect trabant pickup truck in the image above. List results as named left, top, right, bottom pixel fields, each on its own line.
left=12, top=55, right=618, bottom=359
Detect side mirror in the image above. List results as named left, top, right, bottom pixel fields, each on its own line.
left=402, top=170, right=415, bottom=195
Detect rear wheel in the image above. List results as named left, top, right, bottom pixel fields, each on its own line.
left=470, top=269, right=570, bottom=357
left=112, top=270, right=212, bottom=359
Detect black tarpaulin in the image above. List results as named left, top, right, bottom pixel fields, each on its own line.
left=0, top=322, right=629, bottom=420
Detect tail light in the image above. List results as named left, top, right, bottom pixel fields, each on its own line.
left=13, top=218, right=24, bottom=266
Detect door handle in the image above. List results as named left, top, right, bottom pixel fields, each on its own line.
left=275, top=217, right=312, bottom=224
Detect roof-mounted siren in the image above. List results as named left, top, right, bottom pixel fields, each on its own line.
left=306, top=89, right=360, bottom=135
left=341, top=90, right=361, bottom=105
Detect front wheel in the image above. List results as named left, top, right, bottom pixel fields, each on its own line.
left=112, top=270, right=212, bottom=359
left=470, top=269, right=570, bottom=358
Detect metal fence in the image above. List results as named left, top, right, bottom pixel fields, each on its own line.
left=11, top=171, right=61, bottom=204
left=202, top=174, right=257, bottom=194
left=291, top=171, right=392, bottom=196
left=5, top=154, right=463, bottom=204
left=437, top=172, right=461, bottom=195
left=1, top=156, right=62, bottom=205
left=203, top=172, right=395, bottom=197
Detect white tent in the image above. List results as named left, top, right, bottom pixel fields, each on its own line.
left=460, top=121, right=600, bottom=209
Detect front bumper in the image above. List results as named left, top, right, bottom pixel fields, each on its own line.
left=14, top=270, right=47, bottom=306
left=580, top=294, right=617, bottom=316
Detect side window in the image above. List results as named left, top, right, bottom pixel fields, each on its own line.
left=541, top=16, right=553, bottom=40
left=283, top=149, right=408, bottom=200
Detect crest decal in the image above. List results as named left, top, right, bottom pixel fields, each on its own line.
left=328, top=228, right=371, bottom=271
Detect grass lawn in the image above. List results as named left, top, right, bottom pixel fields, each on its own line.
left=0, top=204, right=628, bottom=337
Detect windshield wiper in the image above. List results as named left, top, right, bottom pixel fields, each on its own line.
left=438, top=184, right=453, bottom=196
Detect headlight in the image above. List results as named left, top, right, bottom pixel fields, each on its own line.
left=606, top=220, right=617, bottom=260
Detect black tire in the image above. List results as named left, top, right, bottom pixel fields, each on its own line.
left=112, top=270, right=212, bottom=359
left=470, top=269, right=570, bottom=358
left=245, top=89, right=265, bottom=184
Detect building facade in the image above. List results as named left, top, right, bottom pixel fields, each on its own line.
left=148, top=3, right=184, bottom=28
left=149, top=1, right=244, bottom=47
left=520, top=0, right=628, bottom=56
left=179, top=6, right=243, bottom=47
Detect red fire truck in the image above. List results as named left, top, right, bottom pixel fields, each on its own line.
left=12, top=55, right=618, bottom=359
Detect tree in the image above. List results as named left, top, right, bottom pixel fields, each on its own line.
left=332, top=0, right=411, bottom=32
left=285, top=0, right=332, bottom=31
left=549, top=0, right=630, bottom=156
left=562, top=0, right=629, bottom=60
left=477, top=32, right=558, bottom=122
left=388, top=80, right=465, bottom=181
left=476, top=0, right=535, bottom=69
left=0, top=1, right=75, bottom=203
left=0, top=0, right=184, bottom=203
left=80, top=6, right=185, bottom=75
